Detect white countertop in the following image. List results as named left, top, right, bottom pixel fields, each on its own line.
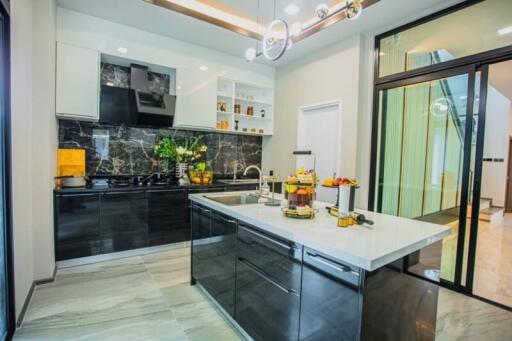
left=189, top=191, right=451, bottom=271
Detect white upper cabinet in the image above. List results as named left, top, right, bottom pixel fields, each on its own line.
left=174, top=67, right=217, bottom=129
left=56, top=42, right=100, bottom=121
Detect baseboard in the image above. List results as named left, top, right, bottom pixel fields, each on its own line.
left=34, top=266, right=57, bottom=286
left=16, top=282, right=35, bottom=328
left=16, top=265, right=57, bottom=328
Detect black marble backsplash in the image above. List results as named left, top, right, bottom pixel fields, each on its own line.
left=100, top=63, right=171, bottom=95
left=58, top=120, right=262, bottom=177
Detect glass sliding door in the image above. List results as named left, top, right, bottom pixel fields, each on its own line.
left=466, top=61, right=512, bottom=308
left=376, top=70, right=475, bottom=285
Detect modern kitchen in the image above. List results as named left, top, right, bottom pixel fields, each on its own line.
left=1, top=0, right=512, bottom=340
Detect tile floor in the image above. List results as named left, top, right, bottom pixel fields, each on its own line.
left=14, top=246, right=512, bottom=340
left=410, top=213, right=512, bottom=308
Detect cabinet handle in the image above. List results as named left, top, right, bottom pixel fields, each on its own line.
left=239, top=225, right=294, bottom=251
left=103, top=191, right=146, bottom=195
left=305, top=252, right=360, bottom=277
left=57, top=193, right=98, bottom=197
left=238, top=257, right=295, bottom=295
left=147, top=189, right=185, bottom=193
left=214, top=214, right=236, bottom=224
left=194, top=206, right=211, bottom=214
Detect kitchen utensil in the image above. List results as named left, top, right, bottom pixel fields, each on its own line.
left=55, top=175, right=88, bottom=188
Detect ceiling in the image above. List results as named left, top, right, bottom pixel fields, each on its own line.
left=490, top=60, right=512, bottom=102
left=56, top=0, right=463, bottom=66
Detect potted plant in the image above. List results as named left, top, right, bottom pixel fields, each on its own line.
left=154, top=136, right=208, bottom=185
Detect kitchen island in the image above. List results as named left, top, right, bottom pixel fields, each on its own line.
left=189, top=191, right=451, bottom=341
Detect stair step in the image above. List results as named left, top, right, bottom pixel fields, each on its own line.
left=479, top=206, right=504, bottom=223
left=479, top=198, right=492, bottom=210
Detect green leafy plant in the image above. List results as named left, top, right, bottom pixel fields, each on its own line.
left=154, top=136, right=208, bottom=163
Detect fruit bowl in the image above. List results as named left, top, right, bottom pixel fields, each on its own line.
left=188, top=169, right=213, bottom=185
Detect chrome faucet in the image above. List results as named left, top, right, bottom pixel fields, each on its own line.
left=141, top=172, right=161, bottom=185
left=244, top=165, right=262, bottom=194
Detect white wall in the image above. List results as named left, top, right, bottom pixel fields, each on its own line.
left=56, top=7, right=275, bottom=88
left=262, top=36, right=361, bottom=185
left=31, top=0, right=58, bottom=280
left=11, top=0, right=57, bottom=319
left=11, top=0, right=35, bottom=320
left=481, top=86, right=511, bottom=207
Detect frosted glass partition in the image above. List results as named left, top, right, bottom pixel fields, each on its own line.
left=379, top=74, right=467, bottom=218
left=378, top=0, right=512, bottom=78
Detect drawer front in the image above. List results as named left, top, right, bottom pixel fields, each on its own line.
left=236, top=258, right=300, bottom=341
left=300, top=248, right=363, bottom=341
left=237, top=223, right=302, bottom=291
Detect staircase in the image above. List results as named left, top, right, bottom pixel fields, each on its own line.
left=468, top=198, right=504, bottom=223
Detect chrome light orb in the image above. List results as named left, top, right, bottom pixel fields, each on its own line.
left=245, top=47, right=257, bottom=61
left=315, top=4, right=330, bottom=19
left=346, top=0, right=363, bottom=20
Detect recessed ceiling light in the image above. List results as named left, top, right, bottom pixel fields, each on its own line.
left=117, top=47, right=128, bottom=54
left=379, top=52, right=386, bottom=56
left=177, top=85, right=182, bottom=90
left=284, top=4, right=300, bottom=16
left=498, top=26, right=512, bottom=35
left=199, top=65, right=209, bottom=71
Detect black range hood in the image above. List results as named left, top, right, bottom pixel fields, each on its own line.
left=100, top=64, right=176, bottom=127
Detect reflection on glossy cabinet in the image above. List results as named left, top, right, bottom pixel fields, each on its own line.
left=208, top=212, right=237, bottom=317
left=300, top=248, right=363, bottom=341
left=147, top=189, right=188, bottom=245
left=100, top=191, right=148, bottom=253
left=174, top=67, right=217, bottom=129
left=235, top=258, right=300, bottom=341
left=55, top=194, right=101, bottom=260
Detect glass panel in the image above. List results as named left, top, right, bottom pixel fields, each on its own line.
left=378, top=73, right=469, bottom=283
left=379, top=0, right=512, bottom=77
left=472, top=61, right=512, bottom=308
left=0, top=10, right=7, bottom=339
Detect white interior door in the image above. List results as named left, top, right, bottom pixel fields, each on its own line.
left=297, top=101, right=341, bottom=204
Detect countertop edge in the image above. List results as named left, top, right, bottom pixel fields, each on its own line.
left=189, top=192, right=452, bottom=272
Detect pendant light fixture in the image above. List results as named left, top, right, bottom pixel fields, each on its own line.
left=245, top=0, right=365, bottom=62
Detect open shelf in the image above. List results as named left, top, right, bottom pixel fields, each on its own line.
left=234, top=97, right=272, bottom=106
left=216, top=77, right=274, bottom=136
left=234, top=113, right=271, bottom=121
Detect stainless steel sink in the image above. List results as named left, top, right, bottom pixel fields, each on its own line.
left=217, top=179, right=259, bottom=185
left=205, top=193, right=261, bottom=206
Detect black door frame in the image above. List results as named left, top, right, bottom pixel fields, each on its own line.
left=368, top=0, right=512, bottom=311
left=372, top=65, right=477, bottom=292
left=0, top=0, right=16, bottom=339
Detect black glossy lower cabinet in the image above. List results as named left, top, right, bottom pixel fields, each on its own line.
left=191, top=209, right=440, bottom=341
left=191, top=205, right=237, bottom=317
left=300, top=248, right=363, bottom=341
left=55, top=193, right=101, bottom=261
left=147, top=189, right=188, bottom=245
left=235, top=258, right=300, bottom=341
left=100, top=191, right=148, bottom=253
left=191, top=204, right=212, bottom=286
